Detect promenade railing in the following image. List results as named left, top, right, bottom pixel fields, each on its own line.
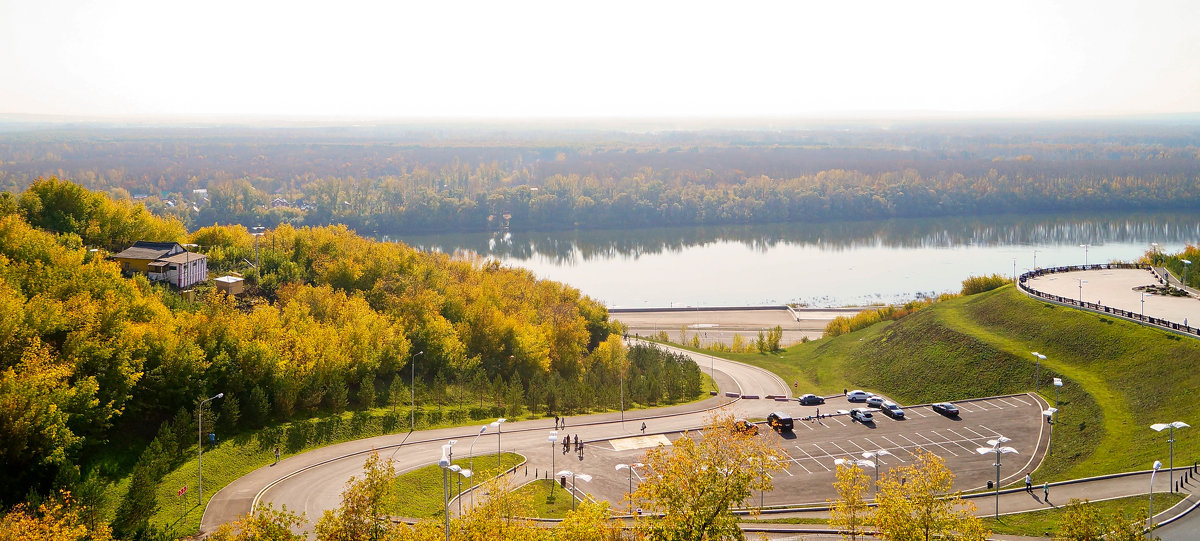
left=1017, top=263, right=1198, bottom=337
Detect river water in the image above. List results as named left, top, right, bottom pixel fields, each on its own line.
left=388, top=212, right=1198, bottom=308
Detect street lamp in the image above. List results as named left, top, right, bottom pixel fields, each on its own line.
left=1033, top=249, right=1039, bottom=270
left=438, top=443, right=454, bottom=541
left=1030, top=352, right=1046, bottom=393
left=1150, top=460, right=1162, bottom=526
left=1012, top=258, right=1017, bottom=282
left=615, top=463, right=644, bottom=512
left=1183, top=259, right=1192, bottom=289
left=556, top=470, right=592, bottom=511
left=198, top=392, right=223, bottom=505
left=491, top=418, right=507, bottom=471
left=861, top=450, right=891, bottom=491
left=1141, top=292, right=1147, bottom=318
left=548, top=431, right=558, bottom=495
left=1150, top=422, right=1190, bottom=492
left=1079, top=244, right=1090, bottom=266
left=1053, top=377, right=1063, bottom=407
left=447, top=465, right=472, bottom=516
left=467, top=425, right=488, bottom=492
left=1043, top=408, right=1057, bottom=455
left=976, top=436, right=1018, bottom=519
left=410, top=350, right=424, bottom=431
left=1076, top=279, right=1087, bottom=304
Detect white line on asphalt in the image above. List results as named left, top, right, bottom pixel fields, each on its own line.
left=846, top=440, right=868, bottom=454
left=943, top=428, right=979, bottom=447
left=878, top=436, right=911, bottom=461
left=915, top=432, right=958, bottom=456
left=1011, top=397, right=1032, bottom=406
left=907, top=408, right=928, bottom=418
left=830, top=417, right=847, bottom=427
left=897, top=433, right=931, bottom=455
left=797, top=445, right=832, bottom=471
left=997, top=398, right=1023, bottom=408
left=961, top=426, right=990, bottom=440
left=976, top=424, right=1003, bottom=437
left=828, top=441, right=853, bottom=457
left=930, top=429, right=975, bottom=452
left=799, top=420, right=815, bottom=431
left=863, top=437, right=906, bottom=463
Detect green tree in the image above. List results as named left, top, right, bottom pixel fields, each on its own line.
left=314, top=451, right=396, bottom=540
left=358, top=375, right=377, bottom=410
left=328, top=378, right=348, bottom=414
left=207, top=504, right=306, bottom=541
left=221, top=395, right=241, bottom=432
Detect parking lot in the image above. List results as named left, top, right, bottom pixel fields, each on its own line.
left=587, top=394, right=1047, bottom=508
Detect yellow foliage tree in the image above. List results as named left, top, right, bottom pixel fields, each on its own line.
left=0, top=492, right=113, bottom=541
left=829, top=463, right=872, bottom=540
left=873, top=450, right=988, bottom=541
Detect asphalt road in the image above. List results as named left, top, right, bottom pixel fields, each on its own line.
left=203, top=340, right=1049, bottom=534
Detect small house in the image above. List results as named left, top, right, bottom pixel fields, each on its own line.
left=110, top=241, right=208, bottom=289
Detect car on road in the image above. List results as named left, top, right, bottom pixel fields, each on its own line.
left=767, top=412, right=794, bottom=432
left=881, top=401, right=905, bottom=419
left=932, top=402, right=960, bottom=417
left=866, top=395, right=885, bottom=408
left=850, top=408, right=874, bottom=423
left=847, top=390, right=871, bottom=402
left=733, top=418, right=759, bottom=436
left=798, top=394, right=825, bottom=405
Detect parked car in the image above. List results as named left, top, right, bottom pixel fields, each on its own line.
left=850, top=408, right=875, bottom=423
left=932, top=402, right=960, bottom=417
left=798, top=394, right=825, bottom=405
left=866, top=395, right=886, bottom=408
left=767, top=412, right=794, bottom=432
left=847, top=390, right=871, bottom=402
left=881, top=401, right=905, bottom=419
left=733, top=418, right=760, bottom=436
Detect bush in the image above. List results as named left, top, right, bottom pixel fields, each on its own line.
left=961, top=274, right=1010, bottom=295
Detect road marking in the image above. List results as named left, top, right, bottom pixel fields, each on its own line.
left=997, top=397, right=1023, bottom=408
left=960, top=426, right=990, bottom=440
left=863, top=437, right=906, bottom=463
left=796, top=445, right=832, bottom=471
left=944, top=428, right=979, bottom=447
left=828, top=441, right=853, bottom=458
left=878, top=436, right=911, bottom=461
left=1011, top=397, right=1032, bottom=406
left=915, top=432, right=958, bottom=456
left=846, top=440, right=869, bottom=455
left=897, top=433, right=931, bottom=455
left=907, top=408, right=928, bottom=418
left=930, top=429, right=975, bottom=453
left=976, top=424, right=1003, bottom=438
left=830, top=417, right=847, bottom=427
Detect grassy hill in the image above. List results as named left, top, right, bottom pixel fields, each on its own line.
left=723, top=285, right=1200, bottom=481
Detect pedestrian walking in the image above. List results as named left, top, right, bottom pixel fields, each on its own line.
left=555, top=415, right=559, bottom=429
left=562, top=416, right=567, bottom=429
left=641, top=422, right=646, bottom=434
left=578, top=439, right=584, bottom=458
left=1043, top=482, right=1049, bottom=502
left=273, top=446, right=280, bottom=465
left=1025, top=473, right=1031, bottom=492
left=816, top=408, right=820, bottom=419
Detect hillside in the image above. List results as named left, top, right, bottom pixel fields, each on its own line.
left=730, top=285, right=1200, bottom=480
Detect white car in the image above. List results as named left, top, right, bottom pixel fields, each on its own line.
left=850, top=408, right=875, bottom=423
left=847, top=390, right=871, bottom=402
left=866, top=395, right=885, bottom=408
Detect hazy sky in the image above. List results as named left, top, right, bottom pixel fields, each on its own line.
left=3, top=0, right=1199, bottom=119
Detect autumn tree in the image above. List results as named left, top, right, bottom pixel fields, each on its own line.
left=1057, top=498, right=1150, bottom=541
left=0, top=492, right=113, bottom=541
left=314, top=451, right=396, bottom=540
left=829, top=463, right=872, bottom=540
left=207, top=503, right=306, bottom=541
left=873, top=449, right=988, bottom=541
left=631, top=412, right=783, bottom=540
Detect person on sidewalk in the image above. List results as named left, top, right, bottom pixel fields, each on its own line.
left=641, top=422, right=646, bottom=434
left=555, top=415, right=559, bottom=429
left=1025, top=473, right=1032, bottom=492
left=1043, top=482, right=1050, bottom=502
left=274, top=446, right=280, bottom=465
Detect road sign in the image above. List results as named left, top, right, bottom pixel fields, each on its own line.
left=178, top=485, right=187, bottom=496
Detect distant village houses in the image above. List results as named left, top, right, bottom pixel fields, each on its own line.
left=110, top=241, right=208, bottom=288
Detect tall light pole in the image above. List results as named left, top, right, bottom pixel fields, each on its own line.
left=615, top=463, right=643, bottom=513
left=556, top=470, right=592, bottom=511
left=1150, top=460, right=1162, bottom=526
left=447, top=465, right=471, bottom=516
left=1012, top=258, right=1017, bottom=282
left=1079, top=243, right=1090, bottom=266
left=548, top=431, right=558, bottom=495
left=1033, top=249, right=1039, bottom=270
left=1076, top=279, right=1087, bottom=303
left=1151, top=422, right=1190, bottom=491
left=1030, top=352, right=1046, bottom=393
left=491, top=418, right=507, bottom=470
left=1141, top=292, right=1147, bottom=317
left=1053, top=377, right=1063, bottom=407
left=861, top=450, right=891, bottom=492
left=1043, top=408, right=1057, bottom=455
left=410, top=351, right=424, bottom=431
left=198, top=392, right=223, bottom=505
left=976, top=436, right=1018, bottom=519
left=467, top=425, right=487, bottom=492
left=1183, top=259, right=1193, bottom=290
left=438, top=443, right=453, bottom=541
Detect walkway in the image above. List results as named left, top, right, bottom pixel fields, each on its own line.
left=1019, top=265, right=1200, bottom=337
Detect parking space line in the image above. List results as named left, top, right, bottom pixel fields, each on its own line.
left=897, top=433, right=932, bottom=455
left=829, top=417, right=847, bottom=427
left=960, top=426, right=990, bottom=439
left=798, top=420, right=815, bottom=431
left=797, top=445, right=832, bottom=471
left=1010, top=397, right=1032, bottom=406
left=997, top=397, right=1023, bottom=408
left=944, top=428, right=980, bottom=447
left=915, top=432, right=958, bottom=456
left=972, top=401, right=994, bottom=411
left=930, top=430, right=975, bottom=452
left=784, top=452, right=812, bottom=474
left=863, top=437, right=906, bottom=463
left=828, top=441, right=853, bottom=458
left=907, top=408, right=928, bottom=418
left=953, top=403, right=975, bottom=413
left=877, top=436, right=911, bottom=461
left=976, top=424, right=1003, bottom=437
left=846, top=440, right=868, bottom=455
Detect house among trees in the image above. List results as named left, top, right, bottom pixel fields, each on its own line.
left=110, top=241, right=208, bottom=288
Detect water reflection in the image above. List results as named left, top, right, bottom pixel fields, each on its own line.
left=395, top=212, right=1198, bottom=265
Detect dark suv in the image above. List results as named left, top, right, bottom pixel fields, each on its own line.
left=767, top=412, right=794, bottom=432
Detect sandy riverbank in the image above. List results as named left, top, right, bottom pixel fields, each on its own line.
left=611, top=307, right=865, bottom=346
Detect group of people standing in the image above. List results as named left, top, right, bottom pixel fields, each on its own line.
left=554, top=415, right=584, bottom=458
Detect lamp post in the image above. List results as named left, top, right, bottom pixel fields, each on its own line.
left=1033, top=249, right=1039, bottom=270
left=438, top=443, right=453, bottom=541
left=1012, top=258, right=1017, bottom=282
left=1030, top=352, right=1046, bottom=393
left=615, top=463, right=643, bottom=513
left=1141, top=292, right=1147, bottom=317
left=1076, top=279, right=1087, bottom=304
left=198, top=392, right=223, bottom=505
left=467, top=425, right=487, bottom=493
left=1043, top=408, right=1057, bottom=455
left=1150, top=460, right=1162, bottom=526
left=1079, top=243, right=1090, bottom=267
left=447, top=465, right=472, bottom=516
left=861, top=450, right=891, bottom=492
left=1183, top=259, right=1193, bottom=289
left=548, top=431, right=558, bottom=494
left=976, top=436, right=1018, bottom=519
left=491, top=418, right=507, bottom=471
left=1053, top=377, right=1063, bottom=407
left=1150, top=422, right=1190, bottom=491
left=556, top=470, right=592, bottom=511
left=410, top=350, right=424, bottom=431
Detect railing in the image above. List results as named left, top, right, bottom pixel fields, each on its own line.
left=1017, top=263, right=1199, bottom=337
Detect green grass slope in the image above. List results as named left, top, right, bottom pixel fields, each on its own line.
left=736, top=285, right=1200, bottom=480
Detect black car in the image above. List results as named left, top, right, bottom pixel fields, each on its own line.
left=881, top=401, right=905, bottom=419
left=767, top=412, right=794, bottom=432
left=932, top=402, right=960, bottom=417
left=798, top=394, right=825, bottom=405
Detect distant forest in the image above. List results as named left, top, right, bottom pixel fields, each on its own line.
left=1, top=120, right=1198, bottom=234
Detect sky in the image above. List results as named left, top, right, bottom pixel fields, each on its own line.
left=3, top=0, right=1199, bottom=120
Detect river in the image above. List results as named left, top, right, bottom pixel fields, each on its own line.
left=386, top=211, right=1198, bottom=308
